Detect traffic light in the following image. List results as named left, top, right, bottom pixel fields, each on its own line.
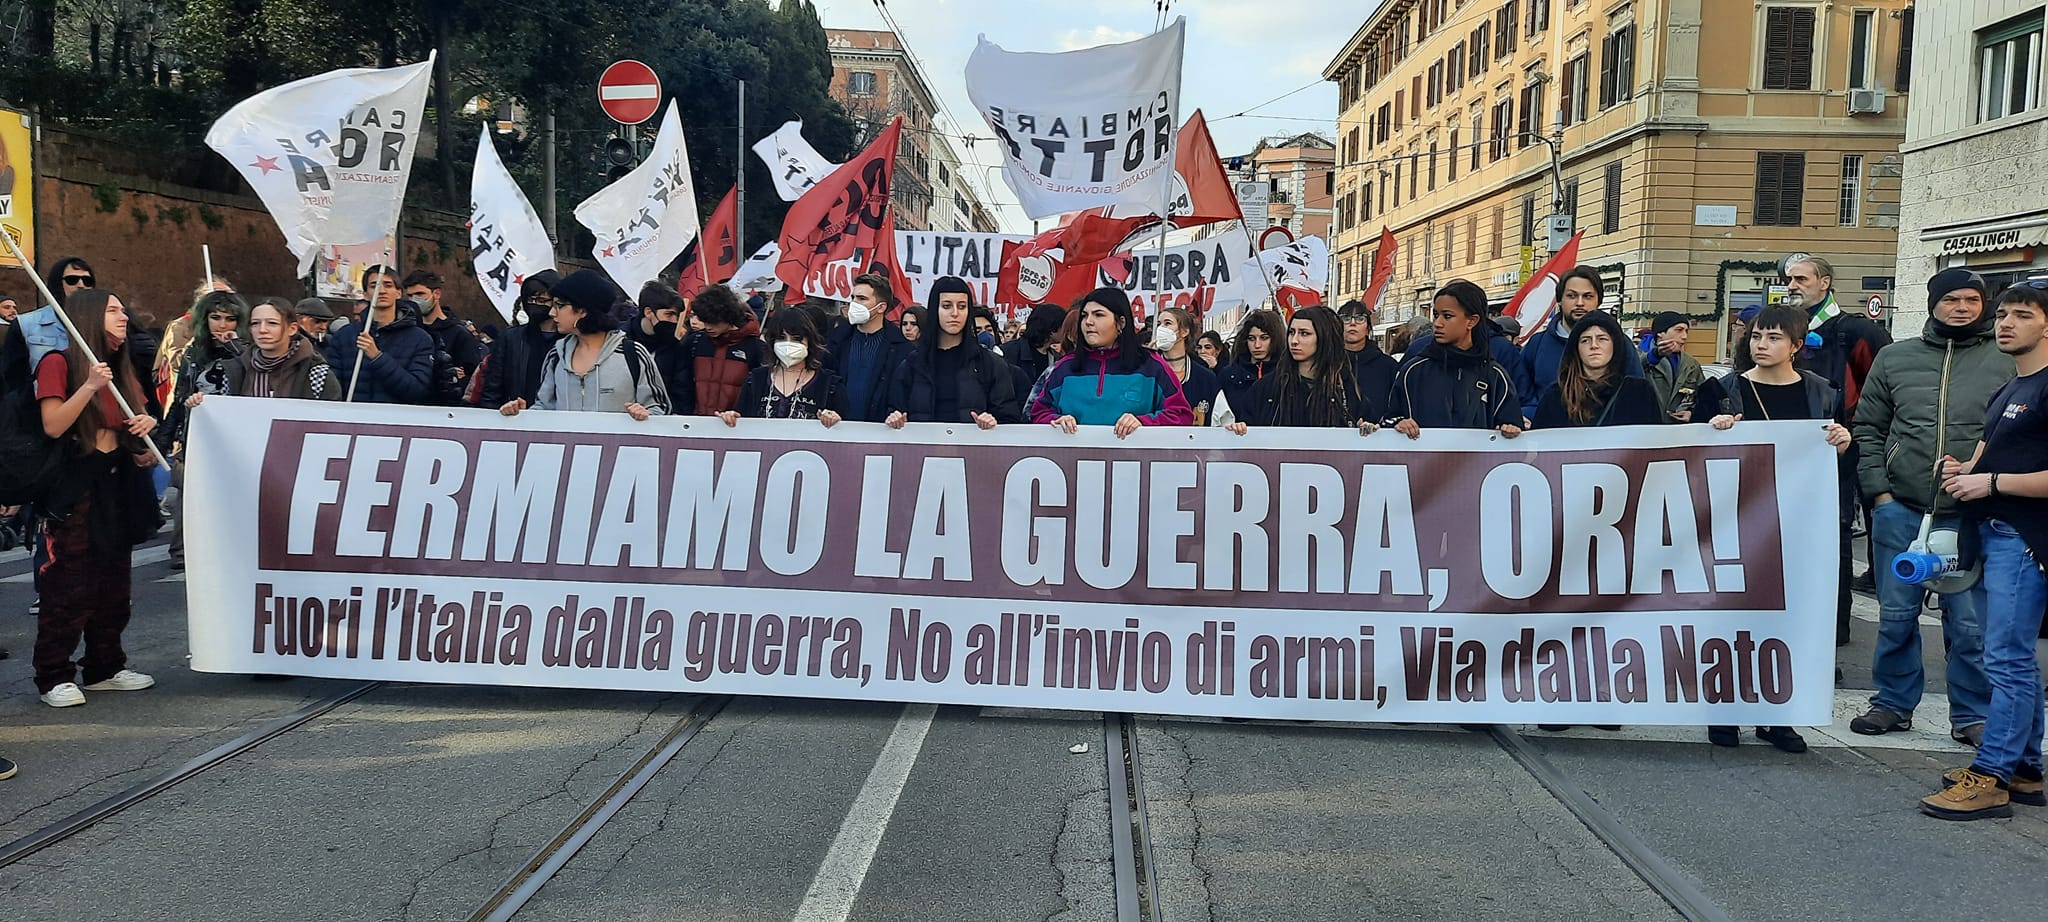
left=604, top=136, right=635, bottom=180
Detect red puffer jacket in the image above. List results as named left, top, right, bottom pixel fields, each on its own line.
left=664, top=316, right=765, bottom=415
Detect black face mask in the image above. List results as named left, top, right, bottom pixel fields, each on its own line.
left=1929, top=297, right=1993, bottom=341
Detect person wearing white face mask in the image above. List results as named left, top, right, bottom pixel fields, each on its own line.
left=721, top=309, right=845, bottom=427
left=885, top=276, right=1022, bottom=429
left=1147, top=307, right=1223, bottom=425
left=824, top=272, right=913, bottom=423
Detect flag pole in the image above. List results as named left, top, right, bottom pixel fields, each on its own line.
left=344, top=240, right=393, bottom=403
left=1234, top=219, right=1284, bottom=313
left=3, top=229, right=170, bottom=470
left=202, top=244, right=215, bottom=289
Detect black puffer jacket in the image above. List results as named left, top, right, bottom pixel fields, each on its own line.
left=1386, top=339, right=1520, bottom=429
left=887, top=342, right=1024, bottom=423
left=480, top=321, right=561, bottom=408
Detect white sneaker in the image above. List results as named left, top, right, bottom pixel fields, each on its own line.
left=39, top=683, right=85, bottom=708
left=82, top=670, right=154, bottom=692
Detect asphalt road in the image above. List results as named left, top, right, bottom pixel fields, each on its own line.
left=2, top=539, right=2046, bottom=921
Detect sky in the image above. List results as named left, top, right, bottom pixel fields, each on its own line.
left=809, top=0, right=1371, bottom=233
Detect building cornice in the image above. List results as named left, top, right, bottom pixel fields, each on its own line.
left=1323, top=0, right=1416, bottom=80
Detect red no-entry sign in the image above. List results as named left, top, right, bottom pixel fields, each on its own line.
left=598, top=60, right=662, bottom=125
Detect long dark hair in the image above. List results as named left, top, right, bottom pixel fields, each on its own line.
left=1231, top=309, right=1286, bottom=367
left=1197, top=330, right=1229, bottom=366
left=1557, top=311, right=1629, bottom=424
left=762, top=307, right=825, bottom=371
left=1075, top=287, right=1146, bottom=374
left=921, top=275, right=976, bottom=360
left=59, top=288, right=147, bottom=452
left=1273, top=305, right=1359, bottom=426
left=189, top=290, right=251, bottom=364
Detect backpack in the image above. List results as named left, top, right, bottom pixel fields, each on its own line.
left=0, top=332, right=65, bottom=506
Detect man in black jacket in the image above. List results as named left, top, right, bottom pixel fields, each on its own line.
left=824, top=273, right=914, bottom=422
left=479, top=270, right=562, bottom=408
left=403, top=269, right=484, bottom=404
left=1004, top=303, right=1066, bottom=393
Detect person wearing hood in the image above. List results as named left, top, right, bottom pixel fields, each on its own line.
left=1848, top=268, right=2010, bottom=744
left=1004, top=303, right=1067, bottom=390
left=1388, top=281, right=1523, bottom=437
left=1148, top=306, right=1223, bottom=425
left=1029, top=287, right=1192, bottom=436
left=1516, top=266, right=1644, bottom=419
left=480, top=270, right=564, bottom=408
left=1337, top=299, right=1398, bottom=416
left=722, top=308, right=845, bottom=426
left=326, top=264, right=436, bottom=405
left=403, top=269, right=484, bottom=403
left=886, top=276, right=1022, bottom=428
left=1641, top=311, right=1705, bottom=422
left=664, top=283, right=764, bottom=416
left=1225, top=305, right=1377, bottom=432
left=824, top=273, right=915, bottom=423
left=500, top=269, right=668, bottom=419
left=1530, top=312, right=1662, bottom=429
left=1218, top=309, right=1285, bottom=421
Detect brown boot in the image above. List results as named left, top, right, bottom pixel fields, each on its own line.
left=1921, top=768, right=2013, bottom=820
left=1943, top=767, right=2047, bottom=807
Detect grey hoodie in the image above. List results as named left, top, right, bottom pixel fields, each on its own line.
left=533, top=330, right=670, bottom=415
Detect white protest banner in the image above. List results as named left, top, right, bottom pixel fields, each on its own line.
left=205, top=58, right=433, bottom=273
left=751, top=119, right=838, bottom=203
left=574, top=100, right=700, bottom=292
left=469, top=127, right=556, bottom=323
left=186, top=397, right=1838, bottom=726
left=967, top=19, right=1185, bottom=219
left=1091, top=233, right=1254, bottom=318
left=796, top=230, right=1030, bottom=306
left=730, top=241, right=785, bottom=292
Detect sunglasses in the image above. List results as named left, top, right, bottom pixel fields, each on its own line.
left=62, top=274, right=94, bottom=287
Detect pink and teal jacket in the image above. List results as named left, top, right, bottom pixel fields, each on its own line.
left=1027, top=345, right=1194, bottom=427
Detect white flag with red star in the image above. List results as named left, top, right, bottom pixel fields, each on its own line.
left=204, top=57, right=433, bottom=273
left=468, top=126, right=556, bottom=324
left=574, top=100, right=701, bottom=293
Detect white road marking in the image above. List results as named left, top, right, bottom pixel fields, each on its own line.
left=792, top=704, right=937, bottom=922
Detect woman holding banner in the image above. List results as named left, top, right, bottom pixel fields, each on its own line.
left=886, top=277, right=1022, bottom=429
left=1149, top=307, right=1223, bottom=426
left=721, top=309, right=844, bottom=426
left=1529, top=312, right=1661, bottom=429
left=1219, top=310, right=1284, bottom=421
left=1225, top=306, right=1377, bottom=433
left=1028, top=287, right=1192, bottom=437
left=1387, top=281, right=1522, bottom=438
left=31, top=288, right=162, bottom=708
left=499, top=270, right=668, bottom=420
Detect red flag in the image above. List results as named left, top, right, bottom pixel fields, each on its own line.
left=776, top=117, right=912, bottom=306
left=1360, top=227, right=1397, bottom=317
left=1169, top=109, right=1241, bottom=226
left=677, top=186, right=739, bottom=299
left=1509, top=231, right=1585, bottom=345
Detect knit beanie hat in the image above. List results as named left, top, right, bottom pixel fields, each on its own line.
left=1925, top=268, right=1987, bottom=314
left=1651, top=311, right=1688, bottom=335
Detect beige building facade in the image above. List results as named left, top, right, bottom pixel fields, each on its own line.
left=1895, top=2, right=2048, bottom=332
left=1324, top=0, right=1913, bottom=359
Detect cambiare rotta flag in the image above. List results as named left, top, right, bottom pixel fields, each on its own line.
left=468, top=126, right=556, bottom=324
left=204, top=57, right=434, bottom=273
left=751, top=120, right=839, bottom=203
left=967, top=19, right=1186, bottom=218
left=575, top=100, right=702, bottom=293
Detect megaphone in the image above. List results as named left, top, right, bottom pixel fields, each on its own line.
left=1892, top=511, right=1981, bottom=593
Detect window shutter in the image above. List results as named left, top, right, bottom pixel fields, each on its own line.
left=1603, top=161, right=1622, bottom=233
left=1617, top=27, right=1636, bottom=100
left=1599, top=34, right=1618, bottom=108
left=1560, top=61, right=1575, bottom=124
left=1897, top=7, right=1914, bottom=91
left=1754, top=153, right=1781, bottom=224
left=1764, top=8, right=1815, bottom=90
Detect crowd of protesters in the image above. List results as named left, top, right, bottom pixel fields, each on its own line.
left=0, top=252, right=2041, bottom=820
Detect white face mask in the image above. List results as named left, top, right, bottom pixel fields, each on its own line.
left=774, top=340, right=809, bottom=367
left=846, top=303, right=872, bottom=326
left=1151, top=324, right=1177, bottom=351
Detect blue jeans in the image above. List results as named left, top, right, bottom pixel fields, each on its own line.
left=1970, top=521, right=2048, bottom=782
left=1868, top=501, right=1989, bottom=725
